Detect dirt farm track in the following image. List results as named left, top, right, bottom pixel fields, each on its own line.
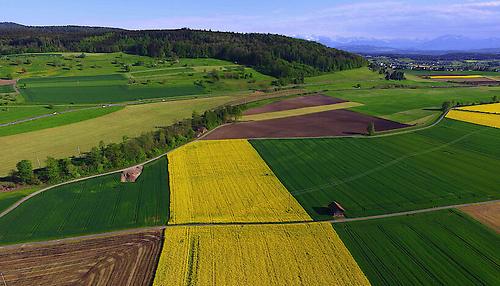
left=0, top=230, right=162, bottom=286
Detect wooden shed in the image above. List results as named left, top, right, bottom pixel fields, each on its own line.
left=328, top=201, right=346, bottom=217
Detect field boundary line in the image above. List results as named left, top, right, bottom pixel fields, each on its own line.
left=1, top=199, right=497, bottom=249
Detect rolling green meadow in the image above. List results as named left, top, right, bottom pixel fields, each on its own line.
left=334, top=210, right=500, bottom=285
left=0, top=158, right=169, bottom=245
left=324, top=86, right=500, bottom=123
left=251, top=119, right=500, bottom=219
left=1, top=53, right=272, bottom=104
left=0, top=106, right=123, bottom=136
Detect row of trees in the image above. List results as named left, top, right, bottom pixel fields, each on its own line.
left=0, top=25, right=367, bottom=81
left=442, top=96, right=499, bottom=112
left=12, top=105, right=243, bottom=185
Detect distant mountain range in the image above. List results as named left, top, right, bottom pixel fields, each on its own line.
left=299, top=35, right=500, bottom=55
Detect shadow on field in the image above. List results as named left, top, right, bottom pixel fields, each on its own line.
left=313, top=206, right=331, bottom=216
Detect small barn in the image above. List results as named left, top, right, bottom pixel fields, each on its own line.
left=120, top=165, right=143, bottom=183
left=328, top=201, right=346, bottom=217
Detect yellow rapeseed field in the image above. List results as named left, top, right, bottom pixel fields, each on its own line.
left=153, top=223, right=371, bottom=286
left=430, top=75, right=483, bottom=79
left=446, top=110, right=500, bottom=128
left=168, top=140, right=311, bottom=224
left=241, top=101, right=363, bottom=121
left=458, top=102, right=500, bottom=113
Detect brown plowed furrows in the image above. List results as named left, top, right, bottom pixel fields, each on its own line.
left=227, top=89, right=307, bottom=106
left=460, top=202, right=500, bottom=233
left=204, top=109, right=409, bottom=140
left=243, top=95, right=346, bottom=115
left=0, top=230, right=163, bottom=286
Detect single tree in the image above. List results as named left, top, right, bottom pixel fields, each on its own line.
left=367, top=122, right=376, bottom=136
left=16, top=160, right=34, bottom=184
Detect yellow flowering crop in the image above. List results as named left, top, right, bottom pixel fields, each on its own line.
left=430, top=75, right=483, bottom=79
left=168, top=140, right=311, bottom=224
left=153, top=223, right=371, bottom=286
left=458, top=103, right=500, bottom=113
left=447, top=110, right=500, bottom=128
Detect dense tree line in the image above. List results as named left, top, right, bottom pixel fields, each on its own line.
left=0, top=23, right=367, bottom=80
left=12, top=105, right=243, bottom=185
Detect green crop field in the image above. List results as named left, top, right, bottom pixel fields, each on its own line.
left=0, top=105, right=123, bottom=136
left=0, top=158, right=168, bottom=245
left=334, top=210, right=500, bottom=285
left=19, top=74, right=206, bottom=103
left=0, top=105, right=89, bottom=125
left=0, top=95, right=238, bottom=176
left=0, top=187, right=39, bottom=213
left=251, top=119, right=500, bottom=219
left=324, top=86, right=500, bottom=123
left=0, top=85, right=15, bottom=93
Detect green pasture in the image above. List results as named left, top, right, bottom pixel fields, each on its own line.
left=0, top=187, right=39, bottom=213
left=325, top=86, right=500, bottom=123
left=251, top=119, right=500, bottom=219
left=0, top=105, right=75, bottom=124
left=0, top=105, right=123, bottom=136
left=304, top=67, right=454, bottom=91
left=334, top=210, right=500, bottom=285
left=0, top=158, right=169, bottom=245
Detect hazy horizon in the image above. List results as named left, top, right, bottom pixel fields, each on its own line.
left=3, top=0, right=500, bottom=40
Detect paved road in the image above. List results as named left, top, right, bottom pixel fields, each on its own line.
left=0, top=199, right=497, bottom=250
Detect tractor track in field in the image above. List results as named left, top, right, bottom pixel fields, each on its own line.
left=1, top=199, right=498, bottom=250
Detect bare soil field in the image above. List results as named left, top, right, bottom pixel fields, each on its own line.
left=0, top=230, right=163, bottom=286
left=204, top=109, right=409, bottom=139
left=460, top=202, right=500, bottom=233
left=227, top=89, right=307, bottom=106
left=243, top=95, right=346, bottom=115
left=0, top=79, right=16, bottom=86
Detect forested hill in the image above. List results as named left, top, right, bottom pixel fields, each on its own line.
left=0, top=23, right=367, bottom=79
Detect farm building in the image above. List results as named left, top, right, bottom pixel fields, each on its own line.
left=120, top=165, right=143, bottom=182
left=328, top=201, right=345, bottom=217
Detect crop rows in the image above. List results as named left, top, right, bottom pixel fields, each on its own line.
left=334, top=210, right=500, bottom=285
left=168, top=140, right=311, bottom=224
left=251, top=119, right=500, bottom=219
left=0, top=158, right=169, bottom=245
left=153, top=223, right=370, bottom=286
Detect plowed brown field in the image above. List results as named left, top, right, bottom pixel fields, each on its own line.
left=204, top=109, right=409, bottom=139
left=243, top=95, right=346, bottom=115
left=460, top=202, right=500, bottom=233
left=0, top=230, right=163, bottom=286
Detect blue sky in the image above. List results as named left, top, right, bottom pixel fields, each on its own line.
left=3, top=0, right=500, bottom=39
